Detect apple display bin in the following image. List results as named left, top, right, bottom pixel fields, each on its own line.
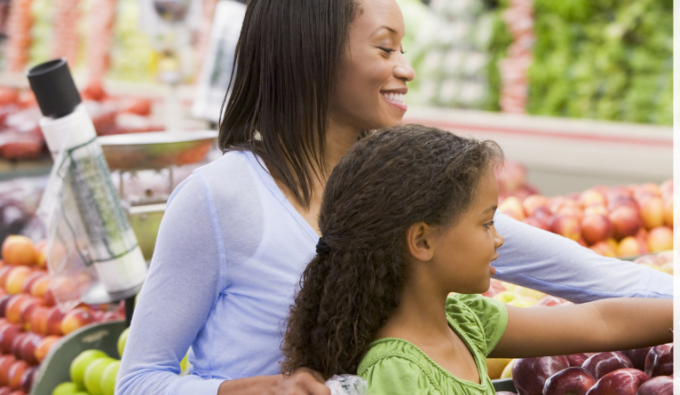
left=30, top=320, right=125, bottom=395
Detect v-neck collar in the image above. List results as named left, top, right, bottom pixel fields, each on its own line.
left=245, top=151, right=320, bottom=243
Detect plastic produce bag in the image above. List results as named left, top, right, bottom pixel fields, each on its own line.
left=325, top=375, right=368, bottom=395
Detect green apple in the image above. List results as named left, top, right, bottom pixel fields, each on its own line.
left=71, top=349, right=108, bottom=389
left=492, top=291, right=520, bottom=304
left=52, top=382, right=79, bottom=395
left=100, top=360, right=121, bottom=395
left=117, top=328, right=130, bottom=358
left=84, top=357, right=116, bottom=395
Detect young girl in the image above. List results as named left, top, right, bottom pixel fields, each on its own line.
left=281, top=124, right=673, bottom=394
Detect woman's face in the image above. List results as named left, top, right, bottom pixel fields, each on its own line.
left=330, top=0, right=416, bottom=132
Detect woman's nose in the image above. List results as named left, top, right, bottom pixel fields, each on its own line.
left=394, top=54, right=415, bottom=82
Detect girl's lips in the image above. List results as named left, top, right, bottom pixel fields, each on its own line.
left=489, top=265, right=497, bottom=275
left=381, top=92, right=407, bottom=112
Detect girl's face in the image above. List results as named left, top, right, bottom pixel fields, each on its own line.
left=430, top=170, right=505, bottom=294
left=329, top=0, right=416, bottom=132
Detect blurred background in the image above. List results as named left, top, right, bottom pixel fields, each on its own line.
left=0, top=0, right=671, bottom=260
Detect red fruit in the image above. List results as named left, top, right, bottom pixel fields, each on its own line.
left=581, top=214, right=613, bottom=245
left=536, top=295, right=572, bottom=307
left=543, top=366, right=596, bottom=395
left=523, top=217, right=550, bottom=231
left=0, top=355, right=15, bottom=386
left=647, top=226, right=673, bottom=253
left=512, top=355, right=569, bottom=395
left=34, top=335, right=61, bottom=363
left=60, top=308, right=96, bottom=335
left=9, top=333, right=27, bottom=360
left=609, top=206, right=642, bottom=240
left=19, top=365, right=35, bottom=394
left=20, top=272, right=45, bottom=295
left=0, top=387, right=9, bottom=395
left=565, top=353, right=593, bottom=368
left=644, top=344, right=673, bottom=378
left=19, top=333, right=41, bottom=365
left=7, top=360, right=28, bottom=390
left=549, top=215, right=582, bottom=241
left=0, top=324, right=21, bottom=354
left=636, top=376, right=673, bottom=395
left=582, top=351, right=633, bottom=380
left=584, top=368, right=647, bottom=395
left=0, top=295, right=12, bottom=318
left=620, top=347, right=651, bottom=371
left=0, top=267, right=13, bottom=290
left=45, top=307, right=65, bottom=336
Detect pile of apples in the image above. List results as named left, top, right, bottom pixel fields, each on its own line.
left=498, top=180, right=674, bottom=258
left=495, top=160, right=540, bottom=202
left=51, top=328, right=188, bottom=395
left=502, top=344, right=673, bottom=395
left=0, top=235, right=124, bottom=395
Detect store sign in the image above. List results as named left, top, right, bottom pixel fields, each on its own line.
left=191, top=0, right=246, bottom=123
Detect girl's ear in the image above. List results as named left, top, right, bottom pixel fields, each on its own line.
left=406, top=222, right=436, bottom=262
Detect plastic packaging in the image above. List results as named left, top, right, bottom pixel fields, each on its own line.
left=27, top=59, right=148, bottom=308
left=325, top=375, right=368, bottom=395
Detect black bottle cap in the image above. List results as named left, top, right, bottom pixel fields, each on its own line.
left=26, top=58, right=82, bottom=119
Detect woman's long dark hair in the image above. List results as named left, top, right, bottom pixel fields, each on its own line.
left=281, top=124, right=503, bottom=378
left=218, top=0, right=357, bottom=208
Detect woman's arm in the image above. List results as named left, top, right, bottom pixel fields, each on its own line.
left=492, top=212, right=672, bottom=303
left=488, top=299, right=672, bottom=359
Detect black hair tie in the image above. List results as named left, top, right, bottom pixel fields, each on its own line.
left=316, top=237, right=331, bottom=255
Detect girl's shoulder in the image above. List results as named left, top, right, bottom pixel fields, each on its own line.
left=445, top=294, right=508, bottom=357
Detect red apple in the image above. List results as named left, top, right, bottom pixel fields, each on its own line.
left=0, top=324, right=20, bottom=354
left=27, top=307, right=48, bottom=335
left=28, top=276, right=49, bottom=299
left=556, top=205, right=584, bottom=220
left=0, top=387, right=10, bottom=395
left=584, top=368, right=647, bottom=395
left=34, top=335, right=60, bottom=363
left=635, top=375, right=673, bottom=395
left=609, top=206, right=642, bottom=240
left=583, top=205, right=608, bottom=216
left=9, top=333, right=27, bottom=360
left=549, top=215, right=582, bottom=241
left=512, top=355, right=569, bottom=395
left=7, top=360, right=27, bottom=390
left=578, top=190, right=607, bottom=209
left=543, top=366, right=596, bottom=395
left=0, top=268, right=12, bottom=291
left=5, top=295, right=31, bottom=324
left=616, top=237, right=645, bottom=258
left=639, top=197, right=665, bottom=230
left=549, top=197, right=579, bottom=214
left=18, top=366, right=35, bottom=394
left=620, top=347, right=651, bottom=371
left=523, top=195, right=549, bottom=217
left=33, top=240, right=47, bottom=270
left=647, top=226, right=673, bottom=253
left=0, top=355, right=15, bottom=386
left=4, top=268, right=32, bottom=296
left=644, top=344, right=672, bottom=378
left=20, top=272, right=45, bottom=295
left=19, top=333, right=41, bottom=365
left=1, top=237, right=36, bottom=267
left=581, top=214, right=613, bottom=245
left=60, top=308, right=95, bottom=335
left=495, top=160, right=527, bottom=192
left=582, top=352, right=634, bottom=380
left=565, top=353, right=593, bottom=368
left=499, top=196, right=526, bottom=221
left=662, top=197, right=672, bottom=227
left=608, top=195, right=639, bottom=211
left=45, top=307, right=65, bottom=336
left=0, top=295, right=12, bottom=319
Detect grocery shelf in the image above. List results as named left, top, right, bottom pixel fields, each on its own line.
left=405, top=106, right=672, bottom=195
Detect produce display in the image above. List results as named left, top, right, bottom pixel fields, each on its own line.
left=51, top=328, right=189, bottom=395
left=527, top=0, right=673, bottom=125
left=0, top=235, right=124, bottom=395
left=0, top=84, right=160, bottom=160
left=498, top=179, right=673, bottom=258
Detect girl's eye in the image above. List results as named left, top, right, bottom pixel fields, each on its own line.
left=485, top=221, right=495, bottom=229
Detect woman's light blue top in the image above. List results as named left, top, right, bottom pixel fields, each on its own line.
left=116, top=151, right=672, bottom=395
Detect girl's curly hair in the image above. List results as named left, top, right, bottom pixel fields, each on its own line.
left=281, top=124, right=503, bottom=379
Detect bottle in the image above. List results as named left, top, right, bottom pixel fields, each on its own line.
left=27, top=59, right=147, bottom=294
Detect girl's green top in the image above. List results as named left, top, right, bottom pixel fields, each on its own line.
left=357, top=294, right=508, bottom=395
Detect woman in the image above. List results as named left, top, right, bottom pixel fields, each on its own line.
left=116, top=0, right=672, bottom=394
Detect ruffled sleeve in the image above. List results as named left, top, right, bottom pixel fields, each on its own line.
left=446, top=294, right=508, bottom=356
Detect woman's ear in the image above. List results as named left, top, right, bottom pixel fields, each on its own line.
left=406, top=222, right=436, bottom=262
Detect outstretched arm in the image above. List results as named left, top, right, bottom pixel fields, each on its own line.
left=488, top=298, right=672, bottom=359
left=492, top=212, right=672, bottom=303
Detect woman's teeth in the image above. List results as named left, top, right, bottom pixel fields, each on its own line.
left=382, top=92, right=405, bottom=105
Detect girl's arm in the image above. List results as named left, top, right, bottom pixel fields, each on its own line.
left=492, top=212, right=672, bottom=303
left=488, top=299, right=672, bottom=359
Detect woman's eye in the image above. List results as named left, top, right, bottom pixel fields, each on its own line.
left=379, top=47, right=395, bottom=54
